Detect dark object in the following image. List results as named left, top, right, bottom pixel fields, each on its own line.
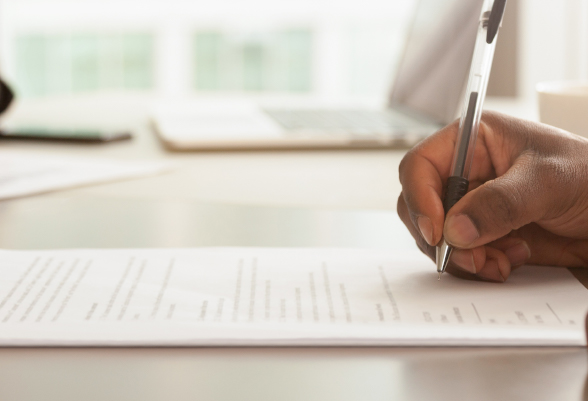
left=442, top=91, right=478, bottom=214
left=0, top=79, right=14, bottom=115
left=0, top=128, right=132, bottom=143
left=487, top=0, right=508, bottom=44
left=443, top=176, right=469, bottom=214
left=0, top=78, right=131, bottom=143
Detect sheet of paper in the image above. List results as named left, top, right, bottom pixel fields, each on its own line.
left=0, top=151, right=169, bottom=200
left=0, top=247, right=587, bottom=346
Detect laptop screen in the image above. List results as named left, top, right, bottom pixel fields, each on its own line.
left=389, top=0, right=483, bottom=125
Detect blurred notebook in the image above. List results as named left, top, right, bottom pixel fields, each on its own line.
left=153, top=0, right=482, bottom=150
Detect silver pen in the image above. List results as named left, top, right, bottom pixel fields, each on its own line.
left=437, top=0, right=507, bottom=277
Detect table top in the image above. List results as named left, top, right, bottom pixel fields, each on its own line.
left=0, top=197, right=586, bottom=401
left=0, top=94, right=583, bottom=401
left=0, top=93, right=406, bottom=210
left=0, top=93, right=537, bottom=210
left=1, top=347, right=586, bottom=401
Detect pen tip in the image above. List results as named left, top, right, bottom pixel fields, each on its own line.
left=438, top=272, right=441, bottom=281
left=436, top=241, right=452, bottom=274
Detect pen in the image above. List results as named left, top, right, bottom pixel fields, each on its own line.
left=437, top=0, right=507, bottom=277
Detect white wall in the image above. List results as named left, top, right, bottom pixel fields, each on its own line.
left=518, top=0, right=588, bottom=101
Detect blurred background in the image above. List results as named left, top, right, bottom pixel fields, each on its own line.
left=0, top=0, right=586, bottom=114
left=0, top=0, right=414, bottom=103
left=0, top=0, right=586, bottom=237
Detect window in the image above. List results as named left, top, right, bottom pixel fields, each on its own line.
left=0, top=0, right=415, bottom=100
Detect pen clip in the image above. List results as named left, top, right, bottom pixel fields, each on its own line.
left=486, top=0, right=507, bottom=44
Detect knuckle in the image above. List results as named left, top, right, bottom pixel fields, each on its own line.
left=397, top=194, right=417, bottom=229
left=398, top=151, right=414, bottom=180
left=396, top=194, right=407, bottom=217
left=529, top=156, right=578, bottom=215
left=477, top=180, right=525, bottom=230
left=535, top=156, right=574, bottom=187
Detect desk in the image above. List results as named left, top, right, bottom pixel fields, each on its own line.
left=0, top=93, right=405, bottom=210
left=0, top=94, right=535, bottom=210
left=0, top=95, right=584, bottom=401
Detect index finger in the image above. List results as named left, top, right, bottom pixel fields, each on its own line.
left=398, top=122, right=458, bottom=246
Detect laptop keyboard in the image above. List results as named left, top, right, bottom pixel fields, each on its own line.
left=263, top=109, right=432, bottom=136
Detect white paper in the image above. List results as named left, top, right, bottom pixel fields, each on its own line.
left=0, top=152, right=169, bottom=200
left=0, top=247, right=587, bottom=346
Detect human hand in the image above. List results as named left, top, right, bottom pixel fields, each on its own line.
left=397, top=111, right=588, bottom=282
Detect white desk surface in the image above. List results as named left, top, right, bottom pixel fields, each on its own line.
left=0, top=93, right=538, bottom=210
left=2, top=94, right=580, bottom=401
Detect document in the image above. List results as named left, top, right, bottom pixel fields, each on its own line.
left=1, top=247, right=587, bottom=346
left=0, top=151, right=169, bottom=200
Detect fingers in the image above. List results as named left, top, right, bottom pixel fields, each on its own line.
left=398, top=110, right=588, bottom=279
left=443, top=154, right=559, bottom=249
left=443, top=113, right=588, bottom=251
left=475, top=247, right=512, bottom=282
left=399, top=192, right=525, bottom=282
left=397, top=113, right=531, bottom=283
left=448, top=245, right=514, bottom=282
left=397, top=193, right=435, bottom=260
left=508, top=224, right=588, bottom=268
left=398, top=123, right=458, bottom=246
left=490, top=236, right=532, bottom=267
left=398, top=112, right=511, bottom=247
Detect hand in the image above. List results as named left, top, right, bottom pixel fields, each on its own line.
left=397, top=111, right=588, bottom=282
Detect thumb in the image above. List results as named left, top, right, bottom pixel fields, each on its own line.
left=443, top=159, right=547, bottom=248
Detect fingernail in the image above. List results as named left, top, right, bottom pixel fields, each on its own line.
left=417, top=216, right=434, bottom=245
left=477, top=260, right=506, bottom=283
left=504, top=241, right=531, bottom=267
left=445, top=214, right=479, bottom=247
left=450, top=249, right=476, bottom=274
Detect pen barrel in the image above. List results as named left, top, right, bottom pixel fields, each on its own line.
left=443, top=176, right=469, bottom=215
left=449, top=0, right=499, bottom=180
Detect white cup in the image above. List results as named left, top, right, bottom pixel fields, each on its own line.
left=537, top=81, right=588, bottom=137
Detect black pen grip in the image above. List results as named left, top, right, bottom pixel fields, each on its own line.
left=443, top=176, right=469, bottom=215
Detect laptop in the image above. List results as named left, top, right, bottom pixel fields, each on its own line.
left=152, top=0, right=483, bottom=150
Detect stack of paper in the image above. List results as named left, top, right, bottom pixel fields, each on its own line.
left=0, top=151, right=169, bottom=200
left=0, top=247, right=586, bottom=346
